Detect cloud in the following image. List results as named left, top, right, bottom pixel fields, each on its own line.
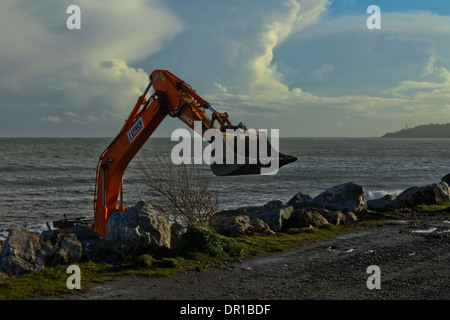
left=42, top=115, right=62, bottom=123
left=0, top=0, right=183, bottom=136
left=313, top=63, right=334, bottom=80
left=250, top=0, right=331, bottom=91
left=2, top=1, right=449, bottom=138
left=203, top=5, right=450, bottom=137
left=214, top=82, right=228, bottom=93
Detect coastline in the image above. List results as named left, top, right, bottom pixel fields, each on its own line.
left=42, top=209, right=449, bottom=300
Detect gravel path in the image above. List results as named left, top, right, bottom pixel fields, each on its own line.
left=46, top=212, right=449, bottom=301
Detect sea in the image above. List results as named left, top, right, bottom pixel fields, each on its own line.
left=0, top=137, right=449, bottom=240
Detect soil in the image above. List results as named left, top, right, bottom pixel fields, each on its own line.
left=45, top=211, right=449, bottom=301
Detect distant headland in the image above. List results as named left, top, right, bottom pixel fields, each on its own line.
left=382, top=123, right=450, bottom=138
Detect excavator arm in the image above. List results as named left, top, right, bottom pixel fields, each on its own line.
left=92, top=70, right=296, bottom=237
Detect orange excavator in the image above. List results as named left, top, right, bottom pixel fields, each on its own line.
left=92, top=70, right=297, bottom=237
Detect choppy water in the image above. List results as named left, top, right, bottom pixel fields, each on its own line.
left=0, top=137, right=449, bottom=239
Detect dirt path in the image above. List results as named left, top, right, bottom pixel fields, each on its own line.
left=46, top=213, right=449, bottom=301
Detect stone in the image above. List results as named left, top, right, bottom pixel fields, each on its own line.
left=0, top=225, right=82, bottom=277
left=71, top=203, right=173, bottom=264
left=397, top=182, right=450, bottom=207
left=214, top=205, right=293, bottom=233
left=170, top=222, right=185, bottom=248
left=312, top=182, right=367, bottom=213
left=287, top=192, right=313, bottom=205
left=49, top=233, right=82, bottom=266
left=72, top=224, right=112, bottom=263
left=0, top=271, right=8, bottom=282
left=284, top=209, right=329, bottom=229
left=211, top=214, right=275, bottom=237
left=263, top=200, right=284, bottom=208
left=367, top=194, right=400, bottom=210
left=106, top=201, right=171, bottom=252
left=344, top=211, right=358, bottom=223
left=315, top=209, right=346, bottom=225
left=0, top=226, right=44, bottom=276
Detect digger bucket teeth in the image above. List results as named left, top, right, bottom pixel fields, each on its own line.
left=209, top=131, right=297, bottom=176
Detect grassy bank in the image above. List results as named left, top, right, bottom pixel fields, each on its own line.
left=0, top=220, right=387, bottom=300
left=417, top=201, right=450, bottom=212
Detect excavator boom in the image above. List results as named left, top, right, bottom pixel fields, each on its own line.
left=92, top=70, right=297, bottom=237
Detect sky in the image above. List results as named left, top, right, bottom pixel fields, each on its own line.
left=1, top=0, right=450, bottom=138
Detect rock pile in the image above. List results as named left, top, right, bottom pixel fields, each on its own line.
left=0, top=201, right=172, bottom=278
left=366, top=179, right=450, bottom=210
left=0, top=174, right=448, bottom=278
left=210, top=181, right=363, bottom=237
left=211, top=176, right=450, bottom=238
left=0, top=226, right=81, bottom=277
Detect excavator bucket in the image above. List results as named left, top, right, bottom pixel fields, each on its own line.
left=209, top=130, right=297, bottom=176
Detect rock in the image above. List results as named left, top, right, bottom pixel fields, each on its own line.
left=106, top=201, right=171, bottom=253
left=315, top=209, right=346, bottom=225
left=0, top=226, right=43, bottom=276
left=211, top=215, right=275, bottom=237
left=264, top=200, right=284, bottom=208
left=312, top=182, right=367, bottom=213
left=367, top=195, right=400, bottom=210
left=73, top=224, right=104, bottom=245
left=397, top=182, right=450, bottom=207
left=344, top=211, right=358, bottom=223
left=284, top=209, right=329, bottom=228
left=0, top=226, right=82, bottom=277
left=442, top=174, right=450, bottom=185
left=214, top=205, right=293, bottom=233
left=0, top=271, right=8, bottom=282
left=170, top=222, right=185, bottom=248
left=71, top=202, right=173, bottom=264
left=287, top=192, right=313, bottom=205
left=72, top=225, right=113, bottom=263
left=49, top=233, right=82, bottom=266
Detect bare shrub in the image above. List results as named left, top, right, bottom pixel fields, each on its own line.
left=137, top=149, right=219, bottom=227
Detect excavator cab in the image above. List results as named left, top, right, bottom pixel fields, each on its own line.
left=92, top=69, right=297, bottom=237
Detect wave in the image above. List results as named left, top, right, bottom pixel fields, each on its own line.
left=365, top=189, right=403, bottom=201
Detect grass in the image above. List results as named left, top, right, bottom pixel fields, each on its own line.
left=417, top=201, right=450, bottom=212
left=236, top=223, right=345, bottom=257
left=0, top=220, right=376, bottom=300
left=0, top=262, right=112, bottom=300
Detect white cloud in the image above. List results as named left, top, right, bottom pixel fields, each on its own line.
left=214, top=82, right=228, bottom=93
left=2, top=1, right=449, bottom=138
left=251, top=0, right=331, bottom=91
left=0, top=0, right=183, bottom=136
left=42, top=115, right=62, bottom=123
left=204, top=5, right=450, bottom=137
left=313, top=63, right=334, bottom=80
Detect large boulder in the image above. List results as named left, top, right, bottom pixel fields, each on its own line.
left=106, top=201, right=171, bottom=253
left=72, top=225, right=116, bottom=263
left=0, top=226, right=82, bottom=277
left=213, top=205, right=293, bottom=233
left=397, top=181, right=450, bottom=207
left=211, top=214, right=275, bottom=237
left=312, top=182, right=367, bottom=213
